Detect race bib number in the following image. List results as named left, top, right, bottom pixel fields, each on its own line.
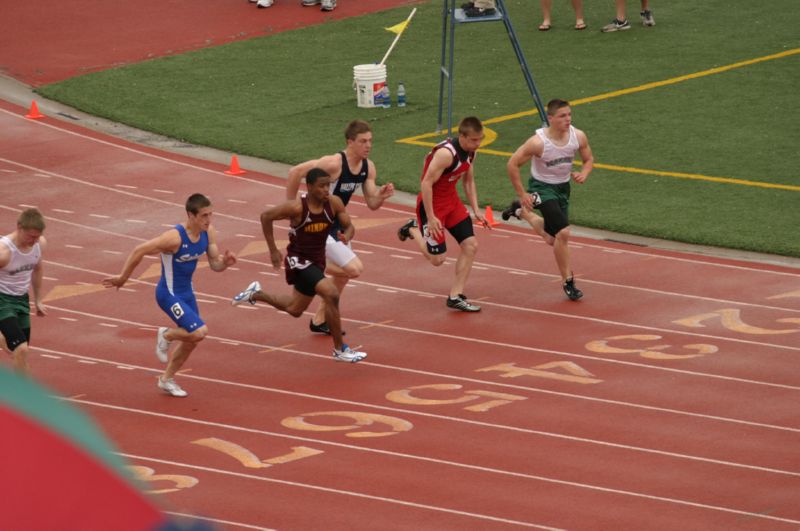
left=170, top=302, right=184, bottom=319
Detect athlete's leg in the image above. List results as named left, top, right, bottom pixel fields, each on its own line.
left=553, top=226, right=572, bottom=282
left=451, top=236, right=478, bottom=297
left=251, top=288, right=314, bottom=318
left=446, top=216, right=479, bottom=298
left=314, top=240, right=362, bottom=326
left=163, top=325, right=207, bottom=380
left=315, top=278, right=346, bottom=351
left=520, top=208, right=555, bottom=245
left=0, top=317, right=31, bottom=375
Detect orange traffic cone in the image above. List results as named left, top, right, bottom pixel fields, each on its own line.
left=484, top=205, right=500, bottom=227
left=25, top=101, right=44, bottom=120
left=224, top=155, right=246, bottom=175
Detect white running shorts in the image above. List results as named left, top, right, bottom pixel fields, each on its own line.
left=325, top=235, right=357, bottom=268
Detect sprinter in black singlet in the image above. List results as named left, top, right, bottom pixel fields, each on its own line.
left=232, top=168, right=366, bottom=363
left=286, top=120, right=394, bottom=336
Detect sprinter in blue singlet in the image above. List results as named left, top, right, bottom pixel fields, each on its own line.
left=103, top=194, right=236, bottom=397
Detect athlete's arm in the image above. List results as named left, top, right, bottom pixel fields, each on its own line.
left=286, top=155, right=341, bottom=200
left=0, top=240, right=10, bottom=269
left=330, top=195, right=354, bottom=244
left=206, top=225, right=236, bottom=272
left=420, top=148, right=451, bottom=240
left=260, top=200, right=301, bottom=269
left=102, top=229, right=181, bottom=289
left=571, top=129, right=594, bottom=184
left=507, top=135, right=542, bottom=210
left=31, top=236, right=47, bottom=316
left=362, top=160, right=394, bottom=210
left=460, top=166, right=486, bottom=227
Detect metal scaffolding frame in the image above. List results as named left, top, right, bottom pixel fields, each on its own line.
left=437, top=0, right=549, bottom=133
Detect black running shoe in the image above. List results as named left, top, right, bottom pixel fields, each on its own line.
left=563, top=277, right=583, bottom=301
left=309, top=320, right=345, bottom=336
left=398, top=218, right=417, bottom=242
left=501, top=199, right=522, bottom=221
left=446, top=294, right=481, bottom=312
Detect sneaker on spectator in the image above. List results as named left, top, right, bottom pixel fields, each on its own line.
left=156, top=327, right=171, bottom=363
left=601, top=19, right=630, bottom=32
left=321, top=0, right=336, bottom=10
left=563, top=277, right=584, bottom=301
left=446, top=294, right=481, bottom=312
left=256, top=0, right=274, bottom=7
left=301, top=0, right=321, bottom=5
left=232, top=281, right=261, bottom=306
left=158, top=377, right=188, bottom=397
left=333, top=344, right=367, bottom=363
left=397, top=218, right=417, bottom=242
left=640, top=10, right=655, bottom=27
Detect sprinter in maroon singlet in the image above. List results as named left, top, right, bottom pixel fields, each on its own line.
left=231, top=168, right=366, bottom=363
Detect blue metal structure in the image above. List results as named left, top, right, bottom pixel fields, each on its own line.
left=437, top=0, right=549, bottom=133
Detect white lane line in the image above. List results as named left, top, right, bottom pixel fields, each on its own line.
left=65, top=244, right=83, bottom=249
left=164, top=511, right=274, bottom=531
left=125, top=219, right=147, bottom=224
left=52, top=208, right=74, bottom=214
left=119, top=452, right=554, bottom=530
left=65, top=394, right=800, bottom=526
left=90, top=213, right=110, bottom=219
left=115, top=184, right=137, bottom=189
left=153, top=189, right=174, bottom=194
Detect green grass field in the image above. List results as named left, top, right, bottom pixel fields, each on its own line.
left=37, top=0, right=800, bottom=257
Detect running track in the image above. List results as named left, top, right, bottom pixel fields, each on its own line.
left=2, top=99, right=799, bottom=529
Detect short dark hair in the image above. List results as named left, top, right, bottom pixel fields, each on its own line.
left=546, top=99, right=570, bottom=116
left=305, top=167, right=330, bottom=186
left=345, top=119, right=371, bottom=141
left=185, top=193, right=211, bottom=214
left=18, top=208, right=45, bottom=231
left=458, top=116, right=483, bottom=136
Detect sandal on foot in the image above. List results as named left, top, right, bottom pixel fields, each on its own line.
left=574, top=21, right=587, bottom=30
left=538, top=23, right=551, bottom=31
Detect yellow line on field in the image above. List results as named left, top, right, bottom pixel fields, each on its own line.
left=395, top=48, right=800, bottom=192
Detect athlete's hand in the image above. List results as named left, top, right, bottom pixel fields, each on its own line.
left=571, top=171, right=587, bottom=184
left=520, top=194, right=535, bottom=211
left=102, top=276, right=126, bottom=289
left=427, top=216, right=444, bottom=240
left=269, top=248, right=283, bottom=270
left=222, top=249, right=237, bottom=267
left=379, top=183, right=395, bottom=199
left=35, top=301, right=47, bottom=316
left=476, top=212, right=491, bottom=230
left=338, top=230, right=350, bottom=244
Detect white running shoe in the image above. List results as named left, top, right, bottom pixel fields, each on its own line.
left=158, top=377, right=188, bottom=397
left=232, top=281, right=261, bottom=306
left=321, top=0, right=336, bottom=10
left=256, top=0, right=274, bottom=7
left=156, top=327, right=171, bottom=363
left=333, top=344, right=367, bottom=363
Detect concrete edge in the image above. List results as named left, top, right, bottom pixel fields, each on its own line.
left=4, top=74, right=798, bottom=270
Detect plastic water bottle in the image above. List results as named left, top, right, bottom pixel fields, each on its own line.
left=381, top=84, right=391, bottom=108
left=397, top=82, right=406, bottom=107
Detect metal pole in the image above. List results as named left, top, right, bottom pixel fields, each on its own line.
left=497, top=0, right=549, bottom=126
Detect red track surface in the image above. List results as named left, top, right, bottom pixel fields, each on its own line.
left=3, top=2, right=800, bottom=528
left=2, top=101, right=799, bottom=529
left=0, top=0, right=420, bottom=86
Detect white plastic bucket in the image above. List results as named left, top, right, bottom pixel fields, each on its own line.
left=353, top=64, right=387, bottom=108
